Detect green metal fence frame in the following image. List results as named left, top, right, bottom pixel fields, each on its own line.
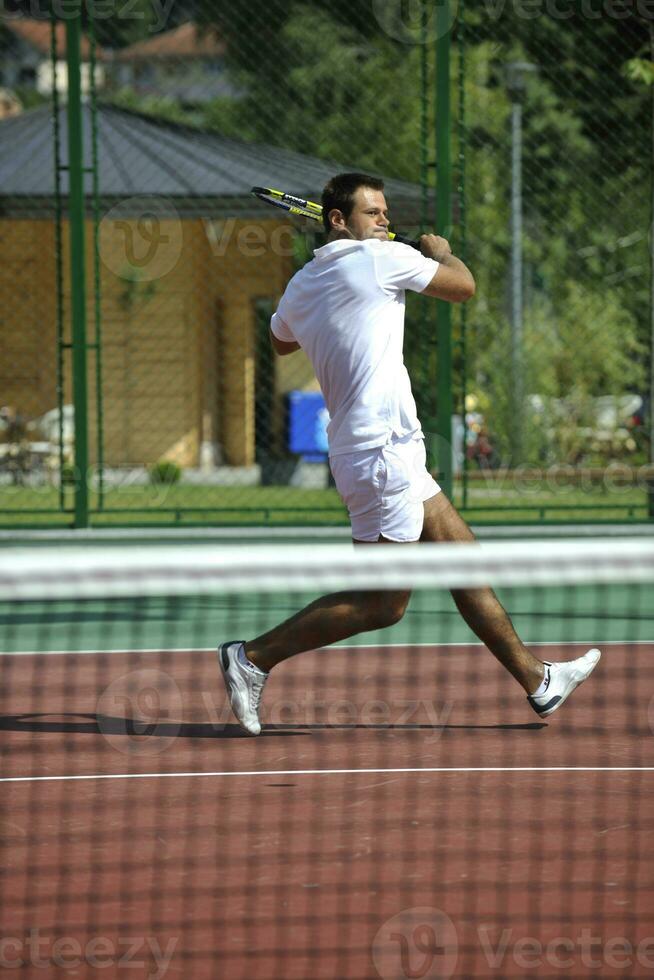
left=435, top=0, right=454, bottom=500
left=65, top=5, right=90, bottom=528
left=0, top=2, right=651, bottom=530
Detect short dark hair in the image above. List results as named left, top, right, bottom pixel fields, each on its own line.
left=321, top=173, right=385, bottom=234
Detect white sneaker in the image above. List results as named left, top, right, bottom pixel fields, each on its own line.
left=527, top=648, right=601, bottom=718
left=218, top=641, right=268, bottom=736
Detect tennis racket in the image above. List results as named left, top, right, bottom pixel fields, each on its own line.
left=252, top=186, right=420, bottom=250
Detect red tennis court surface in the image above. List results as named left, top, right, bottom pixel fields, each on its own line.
left=1, top=643, right=653, bottom=979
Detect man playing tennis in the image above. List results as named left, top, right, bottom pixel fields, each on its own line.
left=220, top=173, right=600, bottom=735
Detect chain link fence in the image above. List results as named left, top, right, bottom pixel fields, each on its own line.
left=455, top=3, right=652, bottom=518
left=0, top=0, right=651, bottom=526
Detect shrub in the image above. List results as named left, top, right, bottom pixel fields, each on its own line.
left=149, top=460, right=182, bottom=485
left=60, top=461, right=76, bottom=487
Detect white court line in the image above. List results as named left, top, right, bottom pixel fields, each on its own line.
left=1, top=640, right=652, bottom=657
left=1, top=767, right=654, bottom=785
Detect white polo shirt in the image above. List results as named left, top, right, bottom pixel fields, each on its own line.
left=270, top=238, right=439, bottom=457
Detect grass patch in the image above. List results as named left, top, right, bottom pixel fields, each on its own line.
left=0, top=481, right=649, bottom=528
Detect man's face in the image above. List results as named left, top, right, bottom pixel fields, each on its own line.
left=333, top=187, right=391, bottom=241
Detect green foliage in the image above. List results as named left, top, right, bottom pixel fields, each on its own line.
left=471, top=283, right=645, bottom=465
left=117, top=271, right=157, bottom=312
left=12, top=87, right=48, bottom=110
left=60, top=460, right=76, bottom=487
left=292, top=232, right=319, bottom=271
left=197, top=4, right=426, bottom=179
left=624, top=58, right=654, bottom=85
left=453, top=24, right=649, bottom=465
left=108, top=88, right=191, bottom=125
left=149, top=460, right=182, bottom=486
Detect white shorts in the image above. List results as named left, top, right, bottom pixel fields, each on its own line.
left=330, top=432, right=441, bottom=542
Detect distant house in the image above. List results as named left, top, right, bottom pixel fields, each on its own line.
left=107, top=22, right=237, bottom=105
left=0, top=17, right=104, bottom=98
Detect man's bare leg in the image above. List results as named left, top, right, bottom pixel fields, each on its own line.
left=246, top=536, right=410, bottom=674
left=421, top=493, right=545, bottom=694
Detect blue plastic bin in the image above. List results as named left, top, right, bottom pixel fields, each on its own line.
left=287, top=391, right=329, bottom=461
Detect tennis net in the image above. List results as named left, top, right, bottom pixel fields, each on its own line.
left=1, top=538, right=653, bottom=979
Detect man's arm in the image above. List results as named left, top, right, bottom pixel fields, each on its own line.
left=419, top=235, right=476, bottom=303
left=270, top=328, right=301, bottom=356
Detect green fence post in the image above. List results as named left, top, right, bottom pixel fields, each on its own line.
left=649, top=23, right=654, bottom=519
left=435, top=0, right=453, bottom=498
left=50, top=12, right=66, bottom=514
left=458, top=0, right=469, bottom=510
left=65, top=7, right=89, bottom=528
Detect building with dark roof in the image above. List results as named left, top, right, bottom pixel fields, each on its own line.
left=0, top=103, right=427, bottom=472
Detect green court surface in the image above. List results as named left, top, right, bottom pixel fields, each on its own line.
left=2, top=583, right=651, bottom=655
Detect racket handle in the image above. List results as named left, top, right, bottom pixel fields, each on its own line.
left=391, top=232, right=421, bottom=251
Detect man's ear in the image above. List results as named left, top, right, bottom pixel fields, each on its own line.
left=328, top=208, right=345, bottom=231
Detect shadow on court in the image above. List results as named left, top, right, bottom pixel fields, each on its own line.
left=0, top=713, right=546, bottom=738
